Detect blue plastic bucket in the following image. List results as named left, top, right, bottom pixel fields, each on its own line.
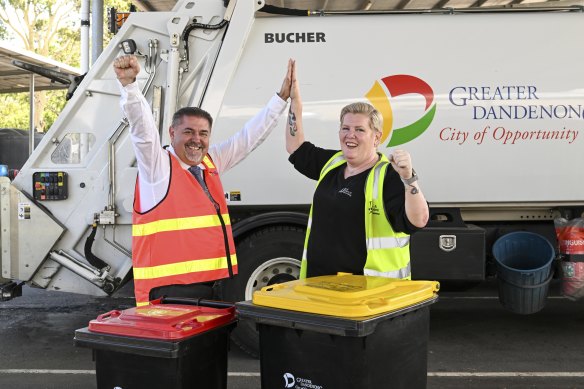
left=492, top=232, right=555, bottom=314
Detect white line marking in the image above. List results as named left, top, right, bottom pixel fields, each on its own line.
left=228, top=372, right=261, bottom=377
left=0, top=370, right=95, bottom=374
left=0, top=370, right=262, bottom=376
left=0, top=370, right=583, bottom=378
left=438, top=296, right=566, bottom=300
left=428, top=372, right=584, bottom=377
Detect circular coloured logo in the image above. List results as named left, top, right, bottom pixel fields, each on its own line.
left=366, top=74, right=436, bottom=147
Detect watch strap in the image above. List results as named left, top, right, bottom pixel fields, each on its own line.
left=401, top=169, right=418, bottom=186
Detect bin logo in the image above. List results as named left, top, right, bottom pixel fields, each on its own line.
left=284, top=372, right=295, bottom=388
left=366, top=74, right=436, bottom=147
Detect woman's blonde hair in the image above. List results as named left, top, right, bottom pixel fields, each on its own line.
left=339, top=102, right=383, bottom=133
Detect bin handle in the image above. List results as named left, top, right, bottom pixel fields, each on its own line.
left=159, top=296, right=235, bottom=309
left=96, top=310, right=121, bottom=321
left=262, top=283, right=287, bottom=292
left=498, top=270, right=555, bottom=289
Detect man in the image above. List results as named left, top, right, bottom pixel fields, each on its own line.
left=113, top=55, right=292, bottom=306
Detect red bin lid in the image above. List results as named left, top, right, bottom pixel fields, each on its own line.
left=88, top=301, right=235, bottom=340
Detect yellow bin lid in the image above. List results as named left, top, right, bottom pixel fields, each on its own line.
left=252, top=274, right=440, bottom=318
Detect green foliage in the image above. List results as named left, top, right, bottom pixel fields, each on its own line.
left=42, top=90, right=68, bottom=129
left=0, top=20, right=10, bottom=40
left=51, top=28, right=81, bottom=67
left=0, top=90, right=67, bottom=130
left=0, top=94, right=30, bottom=129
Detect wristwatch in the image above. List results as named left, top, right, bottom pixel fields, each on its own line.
left=401, top=169, right=418, bottom=186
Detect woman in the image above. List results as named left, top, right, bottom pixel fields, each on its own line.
left=286, top=61, right=429, bottom=279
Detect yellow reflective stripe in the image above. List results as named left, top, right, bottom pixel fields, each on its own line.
left=132, top=214, right=231, bottom=236
left=133, top=254, right=238, bottom=280
left=363, top=153, right=410, bottom=277
left=136, top=301, right=149, bottom=307
left=203, top=155, right=215, bottom=169
left=299, top=259, right=308, bottom=279
left=320, top=153, right=345, bottom=177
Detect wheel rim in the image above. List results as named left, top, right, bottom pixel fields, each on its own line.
left=244, top=257, right=301, bottom=300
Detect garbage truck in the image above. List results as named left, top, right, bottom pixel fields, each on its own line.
left=1, top=0, right=584, bottom=354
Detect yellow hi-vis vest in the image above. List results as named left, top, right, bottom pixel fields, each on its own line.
left=300, top=151, right=411, bottom=279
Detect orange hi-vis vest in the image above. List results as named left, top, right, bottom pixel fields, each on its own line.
left=132, top=152, right=238, bottom=306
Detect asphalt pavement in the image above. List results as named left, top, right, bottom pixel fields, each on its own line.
left=0, top=280, right=583, bottom=389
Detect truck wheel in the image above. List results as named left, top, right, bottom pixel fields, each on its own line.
left=219, top=225, right=304, bottom=357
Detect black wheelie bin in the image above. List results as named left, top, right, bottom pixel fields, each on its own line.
left=75, top=297, right=236, bottom=389
left=237, top=273, right=439, bottom=389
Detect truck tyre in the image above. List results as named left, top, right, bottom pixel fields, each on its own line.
left=219, top=225, right=304, bottom=357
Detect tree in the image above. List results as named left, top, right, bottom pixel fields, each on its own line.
left=0, top=0, right=131, bottom=131
left=0, top=0, right=78, bottom=56
left=0, top=94, right=30, bottom=128
left=0, top=0, right=78, bottom=131
left=0, top=20, right=9, bottom=40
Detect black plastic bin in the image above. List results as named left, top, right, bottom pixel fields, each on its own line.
left=236, top=275, right=438, bottom=389
left=74, top=298, right=236, bottom=389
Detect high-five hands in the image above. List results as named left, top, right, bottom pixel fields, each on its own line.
left=289, top=60, right=300, bottom=102
left=278, top=59, right=295, bottom=101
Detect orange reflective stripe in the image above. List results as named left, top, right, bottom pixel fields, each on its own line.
left=132, top=213, right=231, bottom=237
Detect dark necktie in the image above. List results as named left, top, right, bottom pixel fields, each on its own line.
left=188, top=166, right=219, bottom=209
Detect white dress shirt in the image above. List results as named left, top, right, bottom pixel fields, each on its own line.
left=120, top=82, right=287, bottom=212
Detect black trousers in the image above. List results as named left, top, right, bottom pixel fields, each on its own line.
left=148, top=281, right=215, bottom=301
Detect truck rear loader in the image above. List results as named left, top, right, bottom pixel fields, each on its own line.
left=1, top=0, right=583, bottom=354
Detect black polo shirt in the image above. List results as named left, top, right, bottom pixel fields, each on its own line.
left=289, top=141, right=419, bottom=277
